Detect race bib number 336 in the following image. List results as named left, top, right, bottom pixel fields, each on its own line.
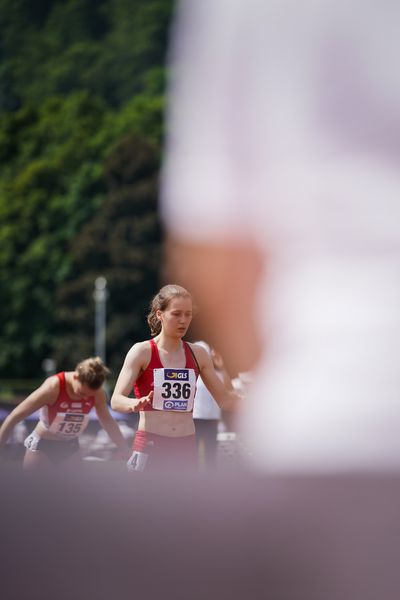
left=152, top=368, right=196, bottom=411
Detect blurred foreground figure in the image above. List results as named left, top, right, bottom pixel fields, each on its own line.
left=162, top=0, right=400, bottom=472
left=0, top=357, right=128, bottom=470
left=2, top=469, right=400, bottom=600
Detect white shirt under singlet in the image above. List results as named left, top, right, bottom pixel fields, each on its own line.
left=162, top=0, right=400, bottom=473
left=192, top=342, right=222, bottom=421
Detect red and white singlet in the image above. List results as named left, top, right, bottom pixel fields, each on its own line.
left=39, top=372, right=95, bottom=439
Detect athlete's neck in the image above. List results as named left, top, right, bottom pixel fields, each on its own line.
left=154, top=334, right=184, bottom=353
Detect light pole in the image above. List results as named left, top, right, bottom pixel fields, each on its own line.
left=42, top=358, right=56, bottom=377
left=94, top=276, right=107, bottom=362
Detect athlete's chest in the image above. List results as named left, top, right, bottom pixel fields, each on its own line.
left=156, top=347, right=187, bottom=369
left=43, top=395, right=95, bottom=437
left=54, top=395, right=95, bottom=413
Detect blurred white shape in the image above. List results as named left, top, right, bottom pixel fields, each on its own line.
left=9, top=421, right=28, bottom=444
left=162, top=0, right=400, bottom=473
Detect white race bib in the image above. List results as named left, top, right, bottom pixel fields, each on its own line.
left=24, top=432, right=41, bottom=452
left=152, top=368, right=196, bottom=412
left=127, top=450, right=149, bottom=472
left=48, top=412, right=89, bottom=437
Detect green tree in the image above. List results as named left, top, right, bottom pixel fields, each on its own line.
left=0, top=0, right=174, bottom=109
left=54, top=134, right=162, bottom=374
left=0, top=93, right=110, bottom=376
left=0, top=0, right=175, bottom=378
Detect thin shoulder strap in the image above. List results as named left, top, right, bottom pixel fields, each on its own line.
left=186, top=342, right=201, bottom=374
left=149, top=338, right=163, bottom=368
left=57, top=371, right=65, bottom=391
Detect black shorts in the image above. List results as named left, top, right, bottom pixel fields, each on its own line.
left=24, top=434, right=80, bottom=466
left=127, top=430, right=197, bottom=473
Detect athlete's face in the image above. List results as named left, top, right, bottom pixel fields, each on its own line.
left=72, top=375, right=94, bottom=399
left=158, top=296, right=193, bottom=338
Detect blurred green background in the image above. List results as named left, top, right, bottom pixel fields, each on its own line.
left=0, top=0, right=176, bottom=390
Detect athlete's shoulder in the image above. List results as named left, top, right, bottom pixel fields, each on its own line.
left=125, top=340, right=152, bottom=363
left=188, top=341, right=207, bottom=355
left=38, top=374, right=61, bottom=402
left=93, top=385, right=107, bottom=403
left=44, top=374, right=61, bottom=391
left=187, top=341, right=208, bottom=367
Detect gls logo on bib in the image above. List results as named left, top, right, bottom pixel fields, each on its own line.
left=164, top=369, right=189, bottom=380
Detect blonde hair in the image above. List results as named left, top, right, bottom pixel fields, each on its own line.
left=75, top=356, right=110, bottom=389
left=147, top=284, right=193, bottom=336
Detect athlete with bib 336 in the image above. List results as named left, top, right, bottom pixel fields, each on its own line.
left=0, top=357, right=129, bottom=470
left=111, top=284, right=238, bottom=473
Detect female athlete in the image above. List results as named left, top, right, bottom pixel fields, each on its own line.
left=0, top=357, right=129, bottom=470
left=111, top=284, right=238, bottom=473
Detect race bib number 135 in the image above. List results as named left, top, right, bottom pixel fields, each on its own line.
left=152, top=368, right=196, bottom=412
left=48, top=412, right=88, bottom=437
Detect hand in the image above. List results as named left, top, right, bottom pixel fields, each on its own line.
left=131, top=391, right=153, bottom=412
left=223, top=390, right=241, bottom=412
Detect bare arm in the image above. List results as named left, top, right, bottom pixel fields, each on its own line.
left=94, top=390, right=130, bottom=452
left=220, top=367, right=234, bottom=392
left=0, top=377, right=59, bottom=446
left=190, top=345, right=240, bottom=411
left=110, top=342, right=153, bottom=413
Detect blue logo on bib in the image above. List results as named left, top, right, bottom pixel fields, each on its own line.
left=164, top=400, right=188, bottom=411
left=164, top=369, right=189, bottom=380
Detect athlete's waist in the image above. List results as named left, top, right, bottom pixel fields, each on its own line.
left=34, top=422, right=81, bottom=442
left=138, top=411, right=195, bottom=437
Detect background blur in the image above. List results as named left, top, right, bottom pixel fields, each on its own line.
left=0, top=0, right=176, bottom=402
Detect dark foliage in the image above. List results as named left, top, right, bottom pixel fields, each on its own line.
left=0, top=0, right=174, bottom=377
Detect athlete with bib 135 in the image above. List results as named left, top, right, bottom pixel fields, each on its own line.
left=111, top=284, right=239, bottom=473
left=0, top=357, right=129, bottom=470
